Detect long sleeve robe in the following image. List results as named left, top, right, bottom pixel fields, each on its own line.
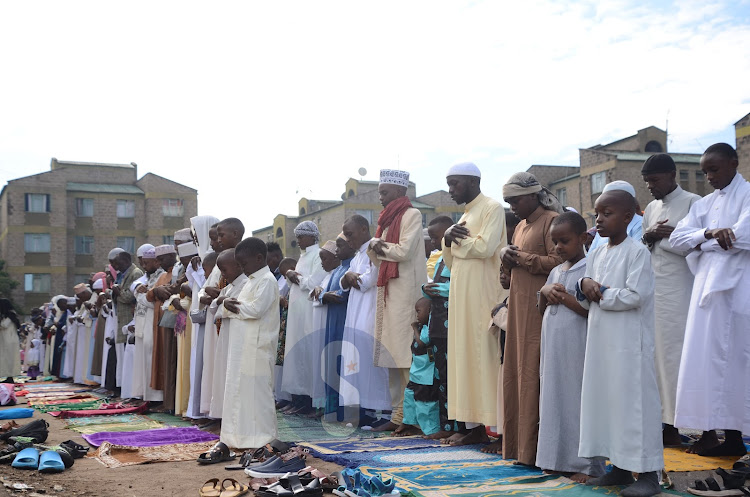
left=133, top=268, right=165, bottom=401
left=311, top=270, right=333, bottom=408
left=200, top=265, right=222, bottom=415
left=147, top=270, right=174, bottom=393
left=642, top=185, right=700, bottom=425
left=443, top=193, right=505, bottom=428
left=323, top=258, right=352, bottom=418
left=670, top=172, right=750, bottom=434
left=0, top=317, right=20, bottom=378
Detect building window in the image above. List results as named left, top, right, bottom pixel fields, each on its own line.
left=24, top=233, right=51, bottom=253
left=679, top=170, right=689, bottom=190
left=162, top=199, right=184, bottom=217
left=75, top=198, right=94, bottom=217
left=645, top=141, right=663, bottom=153
left=24, top=274, right=51, bottom=293
left=116, top=199, right=135, bottom=218
left=73, top=274, right=91, bottom=285
left=695, top=170, right=705, bottom=196
left=556, top=187, right=568, bottom=206
left=355, top=210, right=373, bottom=224
left=25, top=193, right=50, bottom=213
left=162, top=235, right=174, bottom=245
left=75, top=236, right=95, bottom=255
left=276, top=228, right=283, bottom=238
left=451, top=212, right=463, bottom=223
left=116, top=237, right=136, bottom=255
left=300, top=207, right=306, bottom=215
left=348, top=189, right=355, bottom=198
left=422, top=213, right=427, bottom=227
left=591, top=172, right=606, bottom=194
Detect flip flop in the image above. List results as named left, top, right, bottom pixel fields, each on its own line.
left=60, top=439, right=89, bottom=459
left=220, top=478, right=249, bottom=497
left=38, top=450, right=65, bottom=473
left=11, top=447, right=40, bottom=469
left=198, top=442, right=236, bottom=464
left=200, top=478, right=222, bottom=497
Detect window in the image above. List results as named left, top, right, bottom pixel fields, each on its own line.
left=24, top=274, right=51, bottom=293
left=355, top=210, right=373, bottom=225
left=162, top=235, right=174, bottom=245
left=451, top=212, right=463, bottom=223
left=348, top=189, right=355, bottom=198
left=679, top=170, right=689, bottom=190
left=162, top=199, right=184, bottom=217
left=73, top=274, right=90, bottom=285
left=556, top=187, right=568, bottom=207
left=75, top=236, right=95, bottom=255
left=276, top=228, right=283, bottom=238
left=695, top=170, right=705, bottom=196
left=299, top=207, right=306, bottom=215
left=591, top=172, right=606, bottom=194
left=24, top=233, right=51, bottom=253
left=75, top=198, right=94, bottom=217
left=116, top=199, right=135, bottom=218
left=116, top=237, right=136, bottom=255
left=645, top=140, right=663, bottom=153
left=422, top=213, right=427, bottom=227
left=25, top=193, right=50, bottom=213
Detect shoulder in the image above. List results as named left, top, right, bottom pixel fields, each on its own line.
left=404, top=208, right=423, bottom=221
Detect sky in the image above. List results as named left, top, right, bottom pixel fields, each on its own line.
left=1, top=0, right=749, bottom=233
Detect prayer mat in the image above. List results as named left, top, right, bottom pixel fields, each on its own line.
left=92, top=440, right=216, bottom=468
left=144, top=412, right=193, bottom=427
left=664, top=446, right=745, bottom=472
left=276, top=412, right=385, bottom=442
left=300, top=436, right=444, bottom=456
left=71, top=420, right=165, bottom=435
left=51, top=402, right=149, bottom=418
left=65, top=414, right=151, bottom=428
left=82, top=426, right=219, bottom=447
left=306, top=445, right=491, bottom=469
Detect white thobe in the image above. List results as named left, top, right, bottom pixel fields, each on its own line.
left=209, top=274, right=249, bottom=419
left=578, top=237, right=663, bottom=473
left=339, top=240, right=391, bottom=410
left=200, top=266, right=222, bottom=415
left=310, top=272, right=332, bottom=408
left=100, top=306, right=118, bottom=388
left=133, top=268, right=165, bottom=401
left=281, top=244, right=327, bottom=396
left=120, top=321, right=136, bottom=398
left=186, top=264, right=207, bottom=419
left=62, top=315, right=78, bottom=379
left=642, top=186, right=700, bottom=425
left=670, top=173, right=750, bottom=433
left=220, top=266, right=280, bottom=449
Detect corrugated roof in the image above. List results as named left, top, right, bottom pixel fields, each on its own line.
left=66, top=182, right=144, bottom=194
left=616, top=153, right=701, bottom=163
left=412, top=201, right=434, bottom=209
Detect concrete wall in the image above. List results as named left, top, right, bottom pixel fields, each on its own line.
left=736, top=113, right=750, bottom=180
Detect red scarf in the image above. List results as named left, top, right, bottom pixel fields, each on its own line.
left=375, top=196, right=413, bottom=295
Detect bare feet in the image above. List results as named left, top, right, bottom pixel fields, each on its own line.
left=424, top=430, right=452, bottom=440
left=662, top=424, right=682, bottom=447
left=686, top=430, right=719, bottom=454
left=372, top=420, right=399, bottom=432
left=481, top=437, right=503, bottom=454
left=393, top=424, right=422, bottom=437
left=450, top=426, right=490, bottom=446
left=441, top=432, right=465, bottom=445
left=569, top=473, right=591, bottom=483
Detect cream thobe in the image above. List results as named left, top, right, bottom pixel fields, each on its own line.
left=220, top=266, right=280, bottom=449
left=186, top=264, right=207, bottom=419
left=200, top=265, right=222, bottom=415
left=174, top=295, right=192, bottom=416
left=133, top=269, right=165, bottom=401
left=311, top=272, right=332, bottom=408
left=670, top=173, right=750, bottom=433
left=642, top=185, right=700, bottom=425
left=62, top=315, right=78, bottom=379
left=578, top=237, right=663, bottom=473
left=443, top=193, right=505, bottom=427
left=0, top=317, right=20, bottom=378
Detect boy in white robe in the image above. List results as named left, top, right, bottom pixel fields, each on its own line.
left=133, top=248, right=165, bottom=401
left=578, top=190, right=663, bottom=497
left=670, top=143, right=750, bottom=456
left=220, top=237, right=280, bottom=448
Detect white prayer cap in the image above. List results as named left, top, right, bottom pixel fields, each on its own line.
left=602, top=180, right=636, bottom=198
left=66, top=297, right=77, bottom=306
left=177, top=241, right=199, bottom=257
left=155, top=244, right=176, bottom=257
left=566, top=207, right=579, bottom=213
left=423, top=228, right=430, bottom=241
left=174, top=228, right=192, bottom=242
left=446, top=162, right=481, bottom=178
left=136, top=243, right=155, bottom=257
left=92, top=279, right=104, bottom=290
left=108, top=248, right=125, bottom=260
left=321, top=240, right=337, bottom=255
left=379, top=169, right=410, bottom=188
left=142, top=247, right=157, bottom=259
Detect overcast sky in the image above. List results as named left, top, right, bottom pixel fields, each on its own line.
left=1, top=0, right=749, bottom=233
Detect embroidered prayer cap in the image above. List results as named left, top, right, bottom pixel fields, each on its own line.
left=92, top=279, right=104, bottom=290
left=142, top=247, right=157, bottom=259
left=73, top=283, right=90, bottom=295
left=602, top=180, right=636, bottom=198
left=66, top=297, right=77, bottom=306
left=177, top=241, right=199, bottom=257
left=641, top=153, right=676, bottom=175
left=294, top=221, right=320, bottom=242
left=155, top=244, right=177, bottom=257
left=503, top=172, right=564, bottom=213
left=321, top=240, right=337, bottom=255
left=379, top=169, right=410, bottom=188
left=108, top=247, right=125, bottom=260
left=174, top=228, right=193, bottom=243
left=446, top=162, right=481, bottom=178
left=136, top=243, right=155, bottom=257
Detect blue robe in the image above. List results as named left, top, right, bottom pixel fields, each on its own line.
left=323, top=257, right=352, bottom=417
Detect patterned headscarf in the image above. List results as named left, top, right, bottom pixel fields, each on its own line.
left=502, top=172, right=564, bottom=214
left=294, top=221, right=320, bottom=242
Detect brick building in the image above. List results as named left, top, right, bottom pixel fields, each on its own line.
left=0, top=158, right=197, bottom=310
left=736, top=112, right=750, bottom=180
left=253, top=177, right=464, bottom=257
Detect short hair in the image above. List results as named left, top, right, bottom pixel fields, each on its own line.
left=551, top=211, right=588, bottom=235
left=345, top=214, right=369, bottom=231
left=235, top=237, right=267, bottom=258
left=428, top=215, right=453, bottom=228
left=416, top=297, right=432, bottom=308
left=202, top=251, right=218, bottom=267
left=217, top=247, right=236, bottom=264
left=117, top=251, right=132, bottom=263
left=266, top=242, right=282, bottom=254
left=704, top=142, right=738, bottom=161
left=278, top=257, right=297, bottom=271
left=505, top=212, right=521, bottom=228
left=218, top=217, right=246, bottom=237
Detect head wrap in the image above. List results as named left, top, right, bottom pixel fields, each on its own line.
left=446, top=162, right=481, bottom=178
left=174, top=228, right=192, bottom=243
left=190, top=215, right=220, bottom=260
left=91, top=271, right=108, bottom=291
left=155, top=244, right=176, bottom=257
left=641, top=153, right=676, bottom=174
left=136, top=243, right=155, bottom=257
left=73, top=283, right=90, bottom=295
left=503, top=172, right=564, bottom=213
left=602, top=180, right=636, bottom=198
left=294, top=221, right=320, bottom=242
left=379, top=169, right=410, bottom=188
left=108, top=248, right=125, bottom=260
left=321, top=240, right=337, bottom=255
left=177, top=242, right=199, bottom=257
left=92, top=279, right=104, bottom=290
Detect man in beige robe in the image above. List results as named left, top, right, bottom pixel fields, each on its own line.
left=368, top=169, right=428, bottom=432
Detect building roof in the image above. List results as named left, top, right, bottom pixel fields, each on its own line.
left=549, top=173, right=581, bottom=186
left=66, top=182, right=145, bottom=194
left=615, top=152, right=701, bottom=163
left=53, top=158, right=135, bottom=169
left=735, top=112, right=750, bottom=125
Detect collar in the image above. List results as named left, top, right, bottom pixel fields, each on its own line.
left=662, top=185, right=683, bottom=203
left=568, top=257, right=586, bottom=271
left=302, top=243, right=319, bottom=254
left=526, top=205, right=545, bottom=224
left=248, top=265, right=271, bottom=280
left=358, top=238, right=372, bottom=254
left=719, top=172, right=744, bottom=197
left=464, top=192, right=485, bottom=212
left=231, top=274, right=248, bottom=285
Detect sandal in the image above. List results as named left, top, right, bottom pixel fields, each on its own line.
left=220, top=478, right=249, bottom=497
left=197, top=442, right=236, bottom=465
left=225, top=446, right=273, bottom=470
left=735, top=455, right=750, bottom=476
left=60, top=439, right=89, bottom=459
left=717, top=468, right=748, bottom=490
left=200, top=478, right=222, bottom=497
left=688, top=477, right=745, bottom=496
left=0, top=420, right=20, bottom=433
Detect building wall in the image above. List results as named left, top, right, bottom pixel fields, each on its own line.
left=736, top=113, right=750, bottom=180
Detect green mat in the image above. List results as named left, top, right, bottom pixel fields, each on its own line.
left=145, top=412, right=194, bottom=427
left=276, top=413, right=388, bottom=442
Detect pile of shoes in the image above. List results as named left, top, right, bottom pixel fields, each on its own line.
left=687, top=460, right=750, bottom=496
left=249, top=466, right=341, bottom=493
left=333, top=468, right=397, bottom=497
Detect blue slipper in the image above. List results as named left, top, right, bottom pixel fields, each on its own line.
left=38, top=450, right=65, bottom=473
left=11, top=447, right=40, bottom=469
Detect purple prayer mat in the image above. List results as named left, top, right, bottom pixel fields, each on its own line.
left=82, top=426, right=219, bottom=447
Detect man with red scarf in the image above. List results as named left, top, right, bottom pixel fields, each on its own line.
left=368, top=169, right=428, bottom=432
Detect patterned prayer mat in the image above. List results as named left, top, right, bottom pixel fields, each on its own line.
left=276, top=413, right=386, bottom=442
left=144, top=412, right=193, bottom=427
left=664, top=446, right=744, bottom=472
left=82, top=426, right=219, bottom=447
left=65, top=414, right=151, bottom=428
left=71, top=420, right=165, bottom=435
left=91, top=440, right=216, bottom=468
left=306, top=445, right=492, bottom=469
left=300, top=436, right=445, bottom=456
